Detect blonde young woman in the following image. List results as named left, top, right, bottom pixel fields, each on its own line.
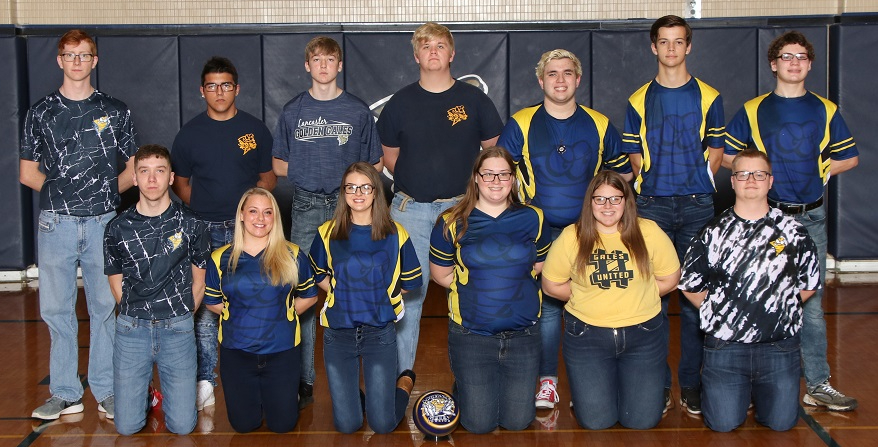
left=542, top=170, right=680, bottom=430
left=203, top=188, right=317, bottom=433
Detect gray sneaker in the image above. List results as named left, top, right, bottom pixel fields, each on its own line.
left=31, top=397, right=84, bottom=420
left=98, top=396, right=115, bottom=420
left=804, top=381, right=858, bottom=411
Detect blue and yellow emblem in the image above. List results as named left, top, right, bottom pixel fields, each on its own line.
left=93, top=116, right=109, bottom=133
left=769, top=236, right=787, bottom=255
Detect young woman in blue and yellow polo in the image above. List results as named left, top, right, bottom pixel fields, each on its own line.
left=309, top=162, right=422, bottom=434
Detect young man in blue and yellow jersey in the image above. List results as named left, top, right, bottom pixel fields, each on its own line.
left=621, top=15, right=725, bottom=415
left=497, top=49, right=631, bottom=412
left=724, top=30, right=859, bottom=412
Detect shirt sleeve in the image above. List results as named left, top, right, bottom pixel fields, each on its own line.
left=621, top=102, right=644, bottom=155
left=189, top=218, right=210, bottom=269
left=361, top=109, right=383, bottom=165
left=541, top=226, right=576, bottom=284
left=203, top=253, right=224, bottom=306
left=429, top=218, right=456, bottom=267
left=256, top=121, right=275, bottom=173
left=497, top=119, right=525, bottom=162
left=376, top=95, right=402, bottom=148
left=116, top=107, right=139, bottom=160
left=399, top=234, right=423, bottom=291
left=296, top=249, right=318, bottom=298
left=828, top=110, right=858, bottom=161
left=19, top=108, right=44, bottom=162
left=534, top=208, right=552, bottom=262
left=796, top=229, right=822, bottom=291
left=602, top=122, right=633, bottom=174
left=724, top=107, right=752, bottom=155
left=170, top=131, right=194, bottom=178
left=272, top=106, right=292, bottom=162
left=704, top=94, right=726, bottom=148
left=477, top=92, right=504, bottom=141
left=103, top=222, right=123, bottom=276
left=678, top=229, right=710, bottom=293
left=308, top=231, right=329, bottom=284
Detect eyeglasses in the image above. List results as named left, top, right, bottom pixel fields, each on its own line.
left=344, top=184, right=374, bottom=195
left=592, top=195, right=624, bottom=205
left=60, top=53, right=94, bottom=62
left=478, top=172, right=513, bottom=182
left=777, top=53, right=809, bottom=61
left=203, top=82, right=236, bottom=92
left=732, top=170, right=772, bottom=181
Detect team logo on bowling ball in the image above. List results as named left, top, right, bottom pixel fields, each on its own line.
left=412, top=390, right=459, bottom=438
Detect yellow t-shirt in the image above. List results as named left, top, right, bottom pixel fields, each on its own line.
left=542, top=218, right=679, bottom=327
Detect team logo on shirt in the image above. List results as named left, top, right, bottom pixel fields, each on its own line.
left=168, top=232, right=183, bottom=251
left=93, top=116, right=110, bottom=133
left=294, top=116, right=353, bottom=145
left=589, top=249, right=633, bottom=289
left=447, top=105, right=468, bottom=126
left=238, top=133, right=257, bottom=155
left=769, top=236, right=787, bottom=255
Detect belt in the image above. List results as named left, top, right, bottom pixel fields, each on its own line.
left=204, top=218, right=236, bottom=228
left=769, top=197, right=823, bottom=215
left=395, top=191, right=463, bottom=212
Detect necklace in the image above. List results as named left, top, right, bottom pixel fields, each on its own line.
left=546, top=111, right=576, bottom=155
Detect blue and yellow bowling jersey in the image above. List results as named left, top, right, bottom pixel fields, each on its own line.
left=498, top=104, right=631, bottom=229
left=204, top=242, right=317, bottom=354
left=309, top=222, right=422, bottom=329
left=429, top=205, right=551, bottom=336
left=724, top=91, right=858, bottom=204
left=622, top=77, right=725, bottom=196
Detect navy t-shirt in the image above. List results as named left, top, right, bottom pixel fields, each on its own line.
left=172, top=110, right=273, bottom=221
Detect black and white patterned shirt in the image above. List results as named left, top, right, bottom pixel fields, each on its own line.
left=104, top=201, right=210, bottom=320
left=679, top=207, right=820, bottom=343
left=20, top=90, right=138, bottom=216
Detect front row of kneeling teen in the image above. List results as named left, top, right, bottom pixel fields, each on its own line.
left=107, top=144, right=815, bottom=435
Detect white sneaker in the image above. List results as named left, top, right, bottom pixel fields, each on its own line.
left=196, top=380, right=215, bottom=411
left=535, top=379, right=560, bottom=409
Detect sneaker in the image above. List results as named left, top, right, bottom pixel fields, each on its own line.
left=663, top=388, right=673, bottom=414
left=196, top=380, right=215, bottom=411
left=31, top=397, right=84, bottom=420
left=397, top=369, right=416, bottom=395
left=535, top=379, right=559, bottom=409
left=536, top=408, right=560, bottom=430
left=298, top=382, right=314, bottom=410
left=680, top=388, right=702, bottom=415
left=98, top=396, right=115, bottom=420
left=804, top=381, right=858, bottom=411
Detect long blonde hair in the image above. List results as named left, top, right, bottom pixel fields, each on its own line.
left=227, top=188, right=298, bottom=286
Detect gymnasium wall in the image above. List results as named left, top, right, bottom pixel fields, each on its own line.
left=4, top=17, right=877, bottom=269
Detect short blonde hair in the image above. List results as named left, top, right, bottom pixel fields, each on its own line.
left=411, top=22, right=454, bottom=54
left=535, top=49, right=583, bottom=79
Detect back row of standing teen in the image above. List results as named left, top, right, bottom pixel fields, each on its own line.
left=20, top=12, right=858, bottom=434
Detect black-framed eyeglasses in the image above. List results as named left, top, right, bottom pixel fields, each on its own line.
left=203, top=82, right=236, bottom=92
left=344, top=184, right=374, bottom=195
left=592, top=195, right=624, bottom=205
left=478, top=172, right=513, bottom=182
left=732, top=170, right=772, bottom=181
left=60, top=53, right=94, bottom=62
left=777, top=53, right=809, bottom=61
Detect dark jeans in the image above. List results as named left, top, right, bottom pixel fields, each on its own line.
left=448, top=321, right=540, bottom=434
left=563, top=312, right=667, bottom=430
left=701, top=335, right=801, bottom=432
left=219, top=345, right=301, bottom=433
left=323, top=322, right=408, bottom=434
left=636, top=193, right=713, bottom=390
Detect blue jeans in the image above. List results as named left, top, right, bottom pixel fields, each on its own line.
left=195, top=219, right=235, bottom=385
left=636, top=194, right=713, bottom=390
left=323, top=323, right=408, bottom=434
left=37, top=210, right=116, bottom=403
left=220, top=345, right=301, bottom=433
left=114, top=313, right=197, bottom=435
left=792, top=204, right=830, bottom=388
left=448, top=321, right=540, bottom=434
left=391, top=192, right=459, bottom=373
left=538, top=226, right=566, bottom=378
left=701, top=335, right=801, bottom=432
left=289, top=187, right=338, bottom=387
left=563, top=312, right=667, bottom=430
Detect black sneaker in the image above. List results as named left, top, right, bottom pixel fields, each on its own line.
left=397, top=369, right=416, bottom=395
left=680, top=388, right=702, bottom=415
left=298, top=382, right=314, bottom=410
